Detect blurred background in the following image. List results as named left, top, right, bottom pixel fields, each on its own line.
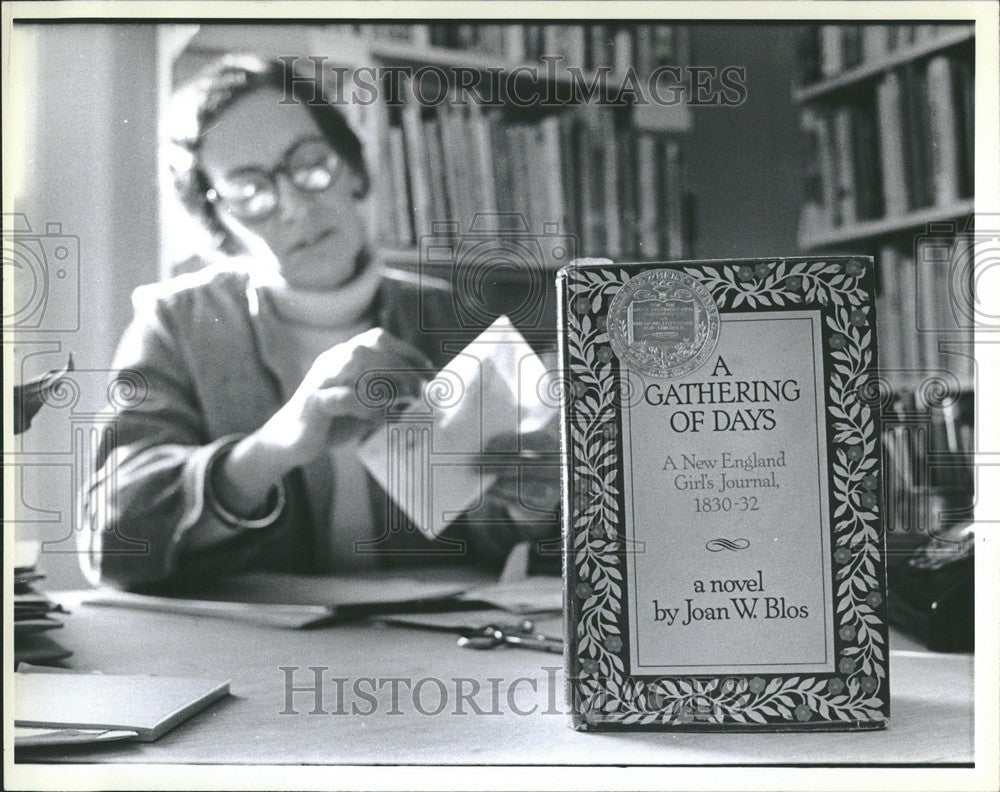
left=6, top=21, right=976, bottom=650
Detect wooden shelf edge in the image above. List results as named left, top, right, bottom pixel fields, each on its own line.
left=799, top=200, right=975, bottom=250
left=378, top=247, right=684, bottom=268
left=183, top=32, right=693, bottom=132
left=371, top=39, right=512, bottom=71
left=371, top=39, right=684, bottom=96
left=792, top=29, right=974, bottom=103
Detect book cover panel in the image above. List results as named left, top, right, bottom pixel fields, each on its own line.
left=558, top=258, right=889, bottom=731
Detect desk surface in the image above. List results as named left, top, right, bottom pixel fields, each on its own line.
left=18, top=591, right=973, bottom=766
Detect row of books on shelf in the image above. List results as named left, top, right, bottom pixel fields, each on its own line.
left=797, top=23, right=973, bottom=85
left=351, top=22, right=690, bottom=75
left=875, top=240, right=974, bottom=392
left=881, top=388, right=974, bottom=500
left=799, top=50, right=973, bottom=237
left=374, top=95, right=686, bottom=260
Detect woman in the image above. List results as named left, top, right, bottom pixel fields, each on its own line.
left=80, top=55, right=559, bottom=590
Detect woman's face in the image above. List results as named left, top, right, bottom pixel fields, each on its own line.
left=199, top=87, right=367, bottom=289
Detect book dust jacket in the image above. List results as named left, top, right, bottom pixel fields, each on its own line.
left=557, top=258, right=890, bottom=731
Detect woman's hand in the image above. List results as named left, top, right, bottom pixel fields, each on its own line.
left=264, top=327, right=430, bottom=465
left=214, top=328, right=430, bottom=516
left=479, top=427, right=562, bottom=539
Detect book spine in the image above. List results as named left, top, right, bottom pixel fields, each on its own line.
left=503, top=25, right=526, bottom=62
left=458, top=104, right=480, bottom=233
left=554, top=267, right=584, bottom=730
left=832, top=105, right=857, bottom=225
left=926, top=55, right=961, bottom=206
left=886, top=25, right=900, bottom=50
left=575, top=120, right=593, bottom=252
left=588, top=131, right=609, bottom=252
left=635, top=24, right=653, bottom=76
left=675, top=25, right=691, bottom=68
left=458, top=101, right=479, bottom=232
left=541, top=115, right=567, bottom=231
left=602, top=112, right=622, bottom=257
left=795, top=26, right=822, bottom=86
left=617, top=123, right=638, bottom=256
left=438, top=102, right=463, bottom=228
left=900, top=62, right=934, bottom=209
left=950, top=55, right=975, bottom=198
left=455, top=24, right=476, bottom=50
left=522, top=24, right=541, bottom=61
left=613, top=26, right=634, bottom=77
left=820, top=25, right=843, bottom=77
left=559, top=114, right=581, bottom=245
left=490, top=114, right=512, bottom=215
left=655, top=141, right=669, bottom=258
left=587, top=24, right=610, bottom=71
left=841, top=25, right=863, bottom=68
left=897, top=251, right=918, bottom=377
left=876, top=244, right=900, bottom=376
left=636, top=134, right=660, bottom=257
left=650, top=24, right=676, bottom=68
left=566, top=25, right=587, bottom=69
left=508, top=125, right=532, bottom=230
left=915, top=241, right=941, bottom=374
left=798, top=108, right=825, bottom=239
left=664, top=139, right=685, bottom=259
left=861, top=25, right=891, bottom=61
left=469, top=102, right=498, bottom=218
left=809, top=108, right=839, bottom=229
left=954, top=239, right=975, bottom=389
left=542, top=24, right=560, bottom=61
left=852, top=91, right=885, bottom=220
left=387, top=125, right=414, bottom=246
left=932, top=242, right=968, bottom=385
left=527, top=124, right=547, bottom=234
left=400, top=84, right=430, bottom=239
left=478, top=25, right=505, bottom=56
left=423, top=115, right=449, bottom=228
left=371, top=98, right=397, bottom=245
left=876, top=71, right=909, bottom=217
left=409, top=24, right=430, bottom=48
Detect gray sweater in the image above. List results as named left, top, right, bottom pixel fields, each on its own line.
left=79, top=264, right=548, bottom=591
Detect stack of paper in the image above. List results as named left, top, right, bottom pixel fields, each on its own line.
left=14, top=562, right=72, bottom=667
left=15, top=672, right=230, bottom=742
left=84, top=571, right=474, bottom=628
left=459, top=575, right=564, bottom=614
left=359, top=315, right=557, bottom=540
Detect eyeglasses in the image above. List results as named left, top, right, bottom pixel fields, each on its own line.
left=206, top=136, right=345, bottom=221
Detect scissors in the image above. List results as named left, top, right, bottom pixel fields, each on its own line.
left=456, top=619, right=563, bottom=654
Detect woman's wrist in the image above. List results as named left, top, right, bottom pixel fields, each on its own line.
left=212, top=428, right=299, bottom=517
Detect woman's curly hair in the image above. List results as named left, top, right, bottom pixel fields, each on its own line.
left=167, top=55, right=371, bottom=254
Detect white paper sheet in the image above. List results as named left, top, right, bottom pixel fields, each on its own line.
left=358, top=316, right=556, bottom=539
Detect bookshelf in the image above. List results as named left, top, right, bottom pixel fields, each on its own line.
left=792, top=26, right=974, bottom=103
left=165, top=22, right=695, bottom=276
left=793, top=22, right=976, bottom=545
left=799, top=197, right=974, bottom=249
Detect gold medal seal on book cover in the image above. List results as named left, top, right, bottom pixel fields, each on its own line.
left=608, top=268, right=720, bottom=378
